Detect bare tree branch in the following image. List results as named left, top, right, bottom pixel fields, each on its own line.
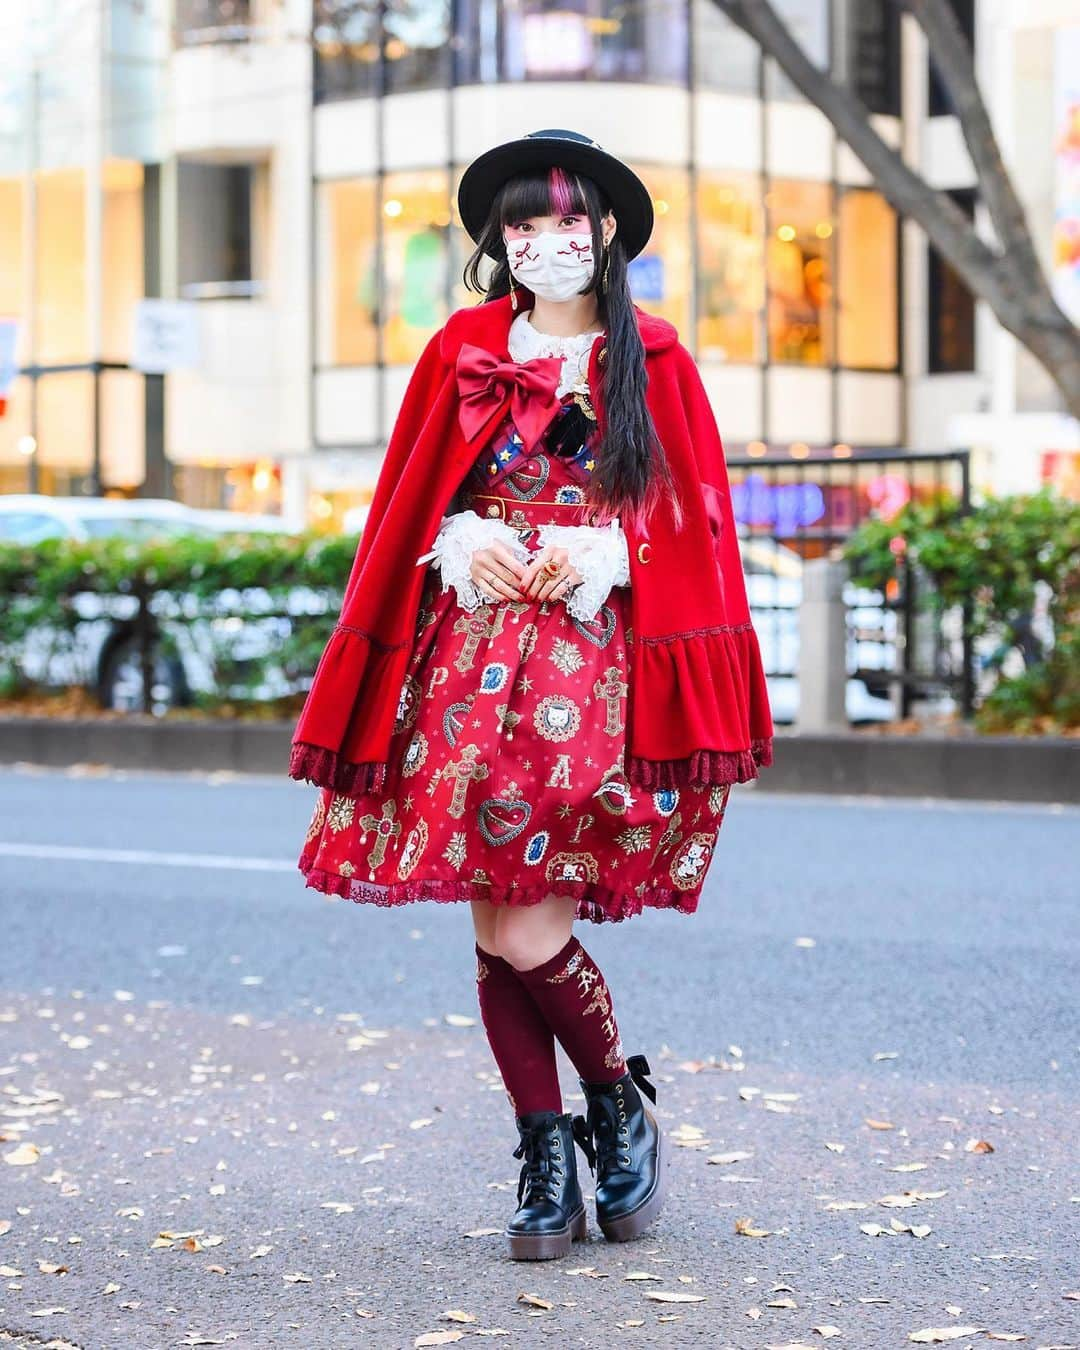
left=711, top=0, right=1080, bottom=419
left=902, top=0, right=1043, bottom=297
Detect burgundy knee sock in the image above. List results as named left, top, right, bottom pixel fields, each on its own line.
left=474, top=942, right=563, bottom=1117
left=510, top=935, right=628, bottom=1085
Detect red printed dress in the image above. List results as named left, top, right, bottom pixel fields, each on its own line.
left=298, top=368, right=733, bottom=925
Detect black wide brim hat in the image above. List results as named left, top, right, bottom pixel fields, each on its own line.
left=457, top=128, right=654, bottom=262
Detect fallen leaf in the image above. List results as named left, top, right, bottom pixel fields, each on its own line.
left=624, top=1272, right=664, bottom=1282
left=865, top=1119, right=894, bottom=1131
left=443, top=1014, right=476, bottom=1028
left=890, top=1162, right=928, bottom=1173
left=4, top=1142, right=41, bottom=1166
left=908, top=1329, right=984, bottom=1343
left=37, top=1261, right=68, bottom=1274
left=28, top=1308, right=67, bottom=1317
left=824, top=1142, right=845, bottom=1153
left=440, top=1311, right=477, bottom=1324
left=965, top=1139, right=994, bottom=1154
left=735, top=1217, right=772, bottom=1237
left=708, top=1151, right=754, bottom=1165
left=767, top=1297, right=798, bottom=1309
left=643, top=1290, right=707, bottom=1303
left=249, top=1245, right=273, bottom=1259
left=415, top=1334, right=464, bottom=1348
left=985, top=1336, right=1026, bottom=1343
left=0, top=1264, right=24, bottom=1277
left=282, top=1271, right=312, bottom=1284
left=814, top=1330, right=842, bottom=1340
left=516, top=1293, right=553, bottom=1310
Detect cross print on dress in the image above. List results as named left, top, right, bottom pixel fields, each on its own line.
left=442, top=743, right=490, bottom=819
left=358, top=800, right=402, bottom=879
left=453, top=608, right=506, bottom=674
left=592, top=665, right=628, bottom=737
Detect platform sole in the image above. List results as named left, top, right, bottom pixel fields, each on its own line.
left=597, top=1122, right=668, bottom=1243
left=506, top=1205, right=588, bottom=1261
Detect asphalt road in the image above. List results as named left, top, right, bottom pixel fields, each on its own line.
left=0, top=764, right=1076, bottom=1350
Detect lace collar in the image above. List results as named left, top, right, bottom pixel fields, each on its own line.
left=507, top=310, right=605, bottom=397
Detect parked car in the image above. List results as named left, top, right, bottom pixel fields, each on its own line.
left=738, top=532, right=897, bottom=724
left=0, top=495, right=308, bottom=713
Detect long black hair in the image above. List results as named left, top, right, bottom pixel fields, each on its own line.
left=461, top=167, right=680, bottom=532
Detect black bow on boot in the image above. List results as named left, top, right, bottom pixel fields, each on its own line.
left=571, top=1053, right=666, bottom=1242
left=506, top=1110, right=588, bottom=1261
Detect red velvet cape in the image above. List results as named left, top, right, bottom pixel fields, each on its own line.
left=289, top=290, right=774, bottom=795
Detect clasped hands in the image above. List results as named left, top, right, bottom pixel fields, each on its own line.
left=470, top=542, right=581, bottom=605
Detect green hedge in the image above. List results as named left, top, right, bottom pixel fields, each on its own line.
left=844, top=490, right=1080, bottom=732
left=0, top=529, right=358, bottom=709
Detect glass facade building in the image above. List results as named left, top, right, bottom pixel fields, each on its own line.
left=0, top=0, right=1020, bottom=523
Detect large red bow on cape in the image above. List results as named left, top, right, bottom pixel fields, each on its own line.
left=455, top=342, right=563, bottom=452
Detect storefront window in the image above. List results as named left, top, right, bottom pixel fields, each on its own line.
left=693, top=0, right=759, bottom=94
left=385, top=0, right=452, bottom=92
left=103, top=159, right=145, bottom=364
left=837, top=189, right=897, bottom=370
left=696, top=173, right=764, bottom=363
left=315, top=0, right=380, bottom=102
left=36, top=168, right=89, bottom=365
left=317, top=178, right=378, bottom=366
left=766, top=178, right=833, bottom=365
left=382, top=170, right=451, bottom=364
left=0, top=177, right=24, bottom=360
left=458, top=0, right=687, bottom=85
left=623, top=165, right=690, bottom=336
left=764, top=0, right=829, bottom=101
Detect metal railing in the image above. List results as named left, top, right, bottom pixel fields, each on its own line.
left=726, top=448, right=974, bottom=719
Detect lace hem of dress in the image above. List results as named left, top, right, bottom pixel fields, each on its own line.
left=298, top=859, right=702, bottom=925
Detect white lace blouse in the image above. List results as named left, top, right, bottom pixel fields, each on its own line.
left=416, top=313, right=631, bottom=621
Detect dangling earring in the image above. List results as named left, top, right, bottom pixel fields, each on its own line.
left=508, top=271, right=519, bottom=311
left=600, top=249, right=611, bottom=294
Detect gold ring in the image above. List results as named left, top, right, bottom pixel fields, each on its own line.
left=543, top=560, right=561, bottom=578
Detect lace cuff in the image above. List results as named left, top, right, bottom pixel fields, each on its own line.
left=534, top=520, right=631, bottom=622
left=416, top=509, right=531, bottom=612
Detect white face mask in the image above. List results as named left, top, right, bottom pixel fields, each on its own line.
left=505, top=230, right=596, bottom=302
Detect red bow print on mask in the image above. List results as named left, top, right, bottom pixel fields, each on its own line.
left=455, top=343, right=564, bottom=453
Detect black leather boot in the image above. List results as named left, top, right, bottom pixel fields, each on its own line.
left=506, top=1110, right=588, bottom=1260
left=571, top=1053, right=666, bottom=1242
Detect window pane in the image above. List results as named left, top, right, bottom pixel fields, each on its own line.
left=766, top=179, right=833, bottom=365
left=103, top=159, right=145, bottom=363
left=627, top=165, right=690, bottom=336
left=928, top=189, right=976, bottom=372
left=765, top=0, right=829, bottom=101
left=837, top=189, right=897, bottom=369
left=0, top=177, right=24, bottom=363
left=315, top=0, right=380, bottom=102
left=850, top=0, right=900, bottom=117
left=694, top=0, right=759, bottom=94
left=697, top=173, right=764, bottom=363
left=318, top=178, right=378, bottom=365
left=382, top=170, right=451, bottom=364
left=36, top=168, right=88, bottom=364
left=501, top=0, right=687, bottom=83
left=175, top=0, right=252, bottom=46
left=384, top=0, right=452, bottom=92
left=178, top=161, right=257, bottom=297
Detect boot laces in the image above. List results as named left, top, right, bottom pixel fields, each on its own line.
left=512, top=1120, right=562, bottom=1206
left=586, top=1093, right=629, bottom=1181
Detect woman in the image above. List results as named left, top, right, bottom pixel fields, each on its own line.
left=291, top=129, right=773, bottom=1261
